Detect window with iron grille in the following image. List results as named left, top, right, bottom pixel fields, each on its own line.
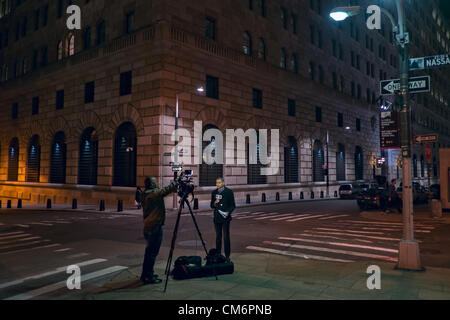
left=284, top=136, right=298, bottom=183
left=8, top=138, right=19, bottom=181
left=288, top=99, right=296, bottom=117
left=12, top=102, right=18, bottom=119
left=199, top=124, right=223, bottom=187
left=336, top=143, right=346, bottom=181
left=253, top=88, right=262, bottom=109
left=120, top=71, right=132, bottom=96
left=355, top=146, right=363, bottom=180
left=56, top=90, right=64, bottom=109
left=32, top=96, right=39, bottom=115
left=205, top=17, right=216, bottom=40
left=26, top=135, right=41, bottom=182
left=315, top=106, right=322, bottom=122
left=78, top=127, right=98, bottom=185
left=113, top=122, right=137, bottom=187
left=85, top=81, right=95, bottom=103
left=50, top=131, right=66, bottom=184
left=356, top=118, right=361, bottom=131
left=337, top=112, right=343, bottom=127
left=313, top=140, right=324, bottom=182
left=247, top=133, right=267, bottom=185
left=206, top=75, right=219, bottom=99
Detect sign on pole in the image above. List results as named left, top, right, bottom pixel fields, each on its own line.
left=425, top=143, right=432, bottom=163
left=413, top=134, right=438, bottom=144
left=380, top=76, right=430, bottom=95
left=409, top=54, right=450, bottom=71
left=380, top=111, right=400, bottom=149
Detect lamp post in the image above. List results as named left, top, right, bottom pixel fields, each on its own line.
left=330, top=1, right=422, bottom=270
left=172, top=86, right=205, bottom=209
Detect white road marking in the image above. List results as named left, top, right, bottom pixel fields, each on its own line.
left=298, top=233, right=374, bottom=244
left=0, top=244, right=61, bottom=256
left=0, top=237, right=42, bottom=245
left=66, top=253, right=90, bottom=259
left=348, top=220, right=434, bottom=229
left=236, top=212, right=274, bottom=220
left=0, top=222, right=4, bottom=226
left=270, top=214, right=300, bottom=221
left=279, top=237, right=398, bottom=253
left=264, top=241, right=398, bottom=262
left=54, top=248, right=72, bottom=252
left=286, top=214, right=331, bottom=222
left=254, top=213, right=295, bottom=221
left=0, top=231, right=25, bottom=236
left=0, top=233, right=32, bottom=240
left=0, top=240, right=50, bottom=250
left=15, top=224, right=30, bottom=228
left=315, top=228, right=385, bottom=235
left=246, top=246, right=354, bottom=263
left=312, top=231, right=401, bottom=241
left=0, top=258, right=107, bottom=290
left=41, top=221, right=71, bottom=224
left=5, top=266, right=128, bottom=300
left=317, top=215, right=350, bottom=220
left=31, top=222, right=53, bottom=226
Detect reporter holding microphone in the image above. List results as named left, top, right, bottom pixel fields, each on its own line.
left=210, top=177, right=235, bottom=262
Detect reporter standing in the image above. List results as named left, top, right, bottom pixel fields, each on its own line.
left=210, top=177, right=236, bottom=262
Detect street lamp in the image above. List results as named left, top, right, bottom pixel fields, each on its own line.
left=330, top=1, right=422, bottom=270
left=172, top=86, right=205, bottom=208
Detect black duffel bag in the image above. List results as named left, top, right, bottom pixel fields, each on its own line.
left=172, top=256, right=203, bottom=280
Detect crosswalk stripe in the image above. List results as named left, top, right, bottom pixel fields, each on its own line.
left=15, top=224, right=30, bottom=228
left=279, top=237, right=398, bottom=253
left=246, top=246, right=354, bottom=263
left=270, top=214, right=300, bottom=221
left=236, top=212, right=275, bottom=220
left=54, top=248, right=72, bottom=253
left=0, top=258, right=107, bottom=290
left=315, top=228, right=385, bottom=235
left=0, top=244, right=61, bottom=256
left=31, top=222, right=53, bottom=226
left=0, top=223, right=4, bottom=226
left=264, top=241, right=398, bottom=262
left=4, top=265, right=127, bottom=300
left=0, top=233, right=32, bottom=240
left=298, top=233, right=374, bottom=243
left=317, top=215, right=350, bottom=220
left=41, top=221, right=71, bottom=224
left=67, top=253, right=90, bottom=259
left=308, top=231, right=401, bottom=241
left=0, top=231, right=25, bottom=236
left=348, top=220, right=434, bottom=229
left=0, top=237, right=41, bottom=245
left=254, top=213, right=295, bottom=221
left=0, top=240, right=50, bottom=250
left=286, top=214, right=331, bottom=222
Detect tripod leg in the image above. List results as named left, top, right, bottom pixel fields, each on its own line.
left=163, top=195, right=186, bottom=293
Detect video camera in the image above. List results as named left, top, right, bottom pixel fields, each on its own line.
left=170, top=162, right=195, bottom=198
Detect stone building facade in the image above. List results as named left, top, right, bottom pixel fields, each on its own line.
left=0, top=0, right=448, bottom=207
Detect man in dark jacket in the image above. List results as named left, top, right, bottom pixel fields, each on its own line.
left=210, top=177, right=235, bottom=262
left=140, top=176, right=178, bottom=284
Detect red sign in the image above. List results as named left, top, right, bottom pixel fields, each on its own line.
left=425, top=143, right=432, bottom=163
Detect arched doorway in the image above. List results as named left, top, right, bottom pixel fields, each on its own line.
left=26, top=135, right=41, bottom=182
left=354, top=146, right=363, bottom=181
left=199, top=124, right=223, bottom=187
left=78, top=127, right=98, bottom=185
left=284, top=136, right=298, bottom=183
left=313, top=140, right=324, bottom=182
left=8, top=138, right=19, bottom=181
left=50, top=131, right=67, bottom=184
left=336, top=143, right=346, bottom=181
left=113, top=122, right=137, bottom=187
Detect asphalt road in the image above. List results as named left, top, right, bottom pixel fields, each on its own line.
left=0, top=199, right=448, bottom=300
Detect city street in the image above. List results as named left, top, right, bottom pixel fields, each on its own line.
left=0, top=199, right=449, bottom=300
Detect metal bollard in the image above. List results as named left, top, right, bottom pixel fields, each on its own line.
left=72, top=199, right=77, bottom=209
left=262, top=193, right=266, bottom=202
left=117, top=200, right=123, bottom=212
left=193, top=198, right=199, bottom=210
left=300, top=192, right=304, bottom=200
left=17, top=199, right=22, bottom=208
left=46, top=199, right=52, bottom=209
left=7, top=200, right=12, bottom=208
left=289, top=192, right=292, bottom=200
left=246, top=194, right=251, bottom=204
left=311, top=192, right=314, bottom=199
left=276, top=192, right=280, bottom=201
left=320, top=191, right=324, bottom=199
left=99, top=200, right=105, bottom=211
left=334, top=191, right=338, bottom=198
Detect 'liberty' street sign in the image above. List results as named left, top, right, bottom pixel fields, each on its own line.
left=380, top=76, right=430, bottom=95
left=409, top=54, right=450, bottom=71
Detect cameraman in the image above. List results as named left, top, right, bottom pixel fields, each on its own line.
left=210, top=177, right=235, bottom=262
left=140, top=176, right=180, bottom=284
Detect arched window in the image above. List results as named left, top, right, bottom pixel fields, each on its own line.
left=420, top=155, right=425, bottom=177
left=97, top=20, right=106, bottom=45
left=78, top=127, right=98, bottom=185
left=84, top=27, right=91, bottom=50
left=257, top=38, right=266, bottom=60
left=336, top=143, right=346, bottom=181
left=8, top=138, right=19, bottom=181
left=259, top=0, right=266, bottom=16
left=280, top=48, right=286, bottom=69
left=57, top=40, right=63, bottom=60
left=290, top=53, right=298, bottom=73
left=313, top=140, right=324, bottom=182
left=413, top=154, right=418, bottom=178
left=50, top=131, right=66, bottom=184
left=113, top=122, right=137, bottom=187
left=284, top=136, right=298, bottom=183
left=65, top=34, right=75, bottom=57
left=354, top=146, right=363, bottom=180
left=199, top=124, right=223, bottom=187
left=26, top=135, right=41, bottom=182
left=248, top=131, right=267, bottom=185
left=281, top=7, right=287, bottom=29
left=242, top=31, right=252, bottom=55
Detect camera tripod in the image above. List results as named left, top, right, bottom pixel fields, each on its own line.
left=163, top=190, right=217, bottom=292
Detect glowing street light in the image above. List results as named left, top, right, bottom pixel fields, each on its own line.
left=329, top=6, right=360, bottom=21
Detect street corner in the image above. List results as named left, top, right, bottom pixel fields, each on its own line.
left=87, top=267, right=143, bottom=297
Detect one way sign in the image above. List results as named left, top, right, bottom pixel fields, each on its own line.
left=380, top=76, right=430, bottom=95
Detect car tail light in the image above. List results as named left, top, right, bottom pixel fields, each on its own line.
left=374, top=196, right=380, bottom=200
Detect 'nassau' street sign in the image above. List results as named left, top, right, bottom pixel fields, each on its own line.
left=409, top=54, right=450, bottom=71
left=380, top=76, right=430, bottom=95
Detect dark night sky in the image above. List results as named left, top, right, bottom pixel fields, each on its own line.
left=439, top=0, right=450, bottom=21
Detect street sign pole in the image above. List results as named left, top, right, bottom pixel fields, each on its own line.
left=396, top=0, right=422, bottom=271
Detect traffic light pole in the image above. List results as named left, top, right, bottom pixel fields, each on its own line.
left=395, top=0, right=422, bottom=270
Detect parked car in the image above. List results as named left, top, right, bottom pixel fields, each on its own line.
left=360, top=183, right=377, bottom=193
left=339, top=184, right=361, bottom=199
left=397, top=182, right=429, bottom=204
left=356, top=187, right=389, bottom=211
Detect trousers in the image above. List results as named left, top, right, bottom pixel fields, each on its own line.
left=141, top=225, right=163, bottom=280
left=214, top=220, right=231, bottom=258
